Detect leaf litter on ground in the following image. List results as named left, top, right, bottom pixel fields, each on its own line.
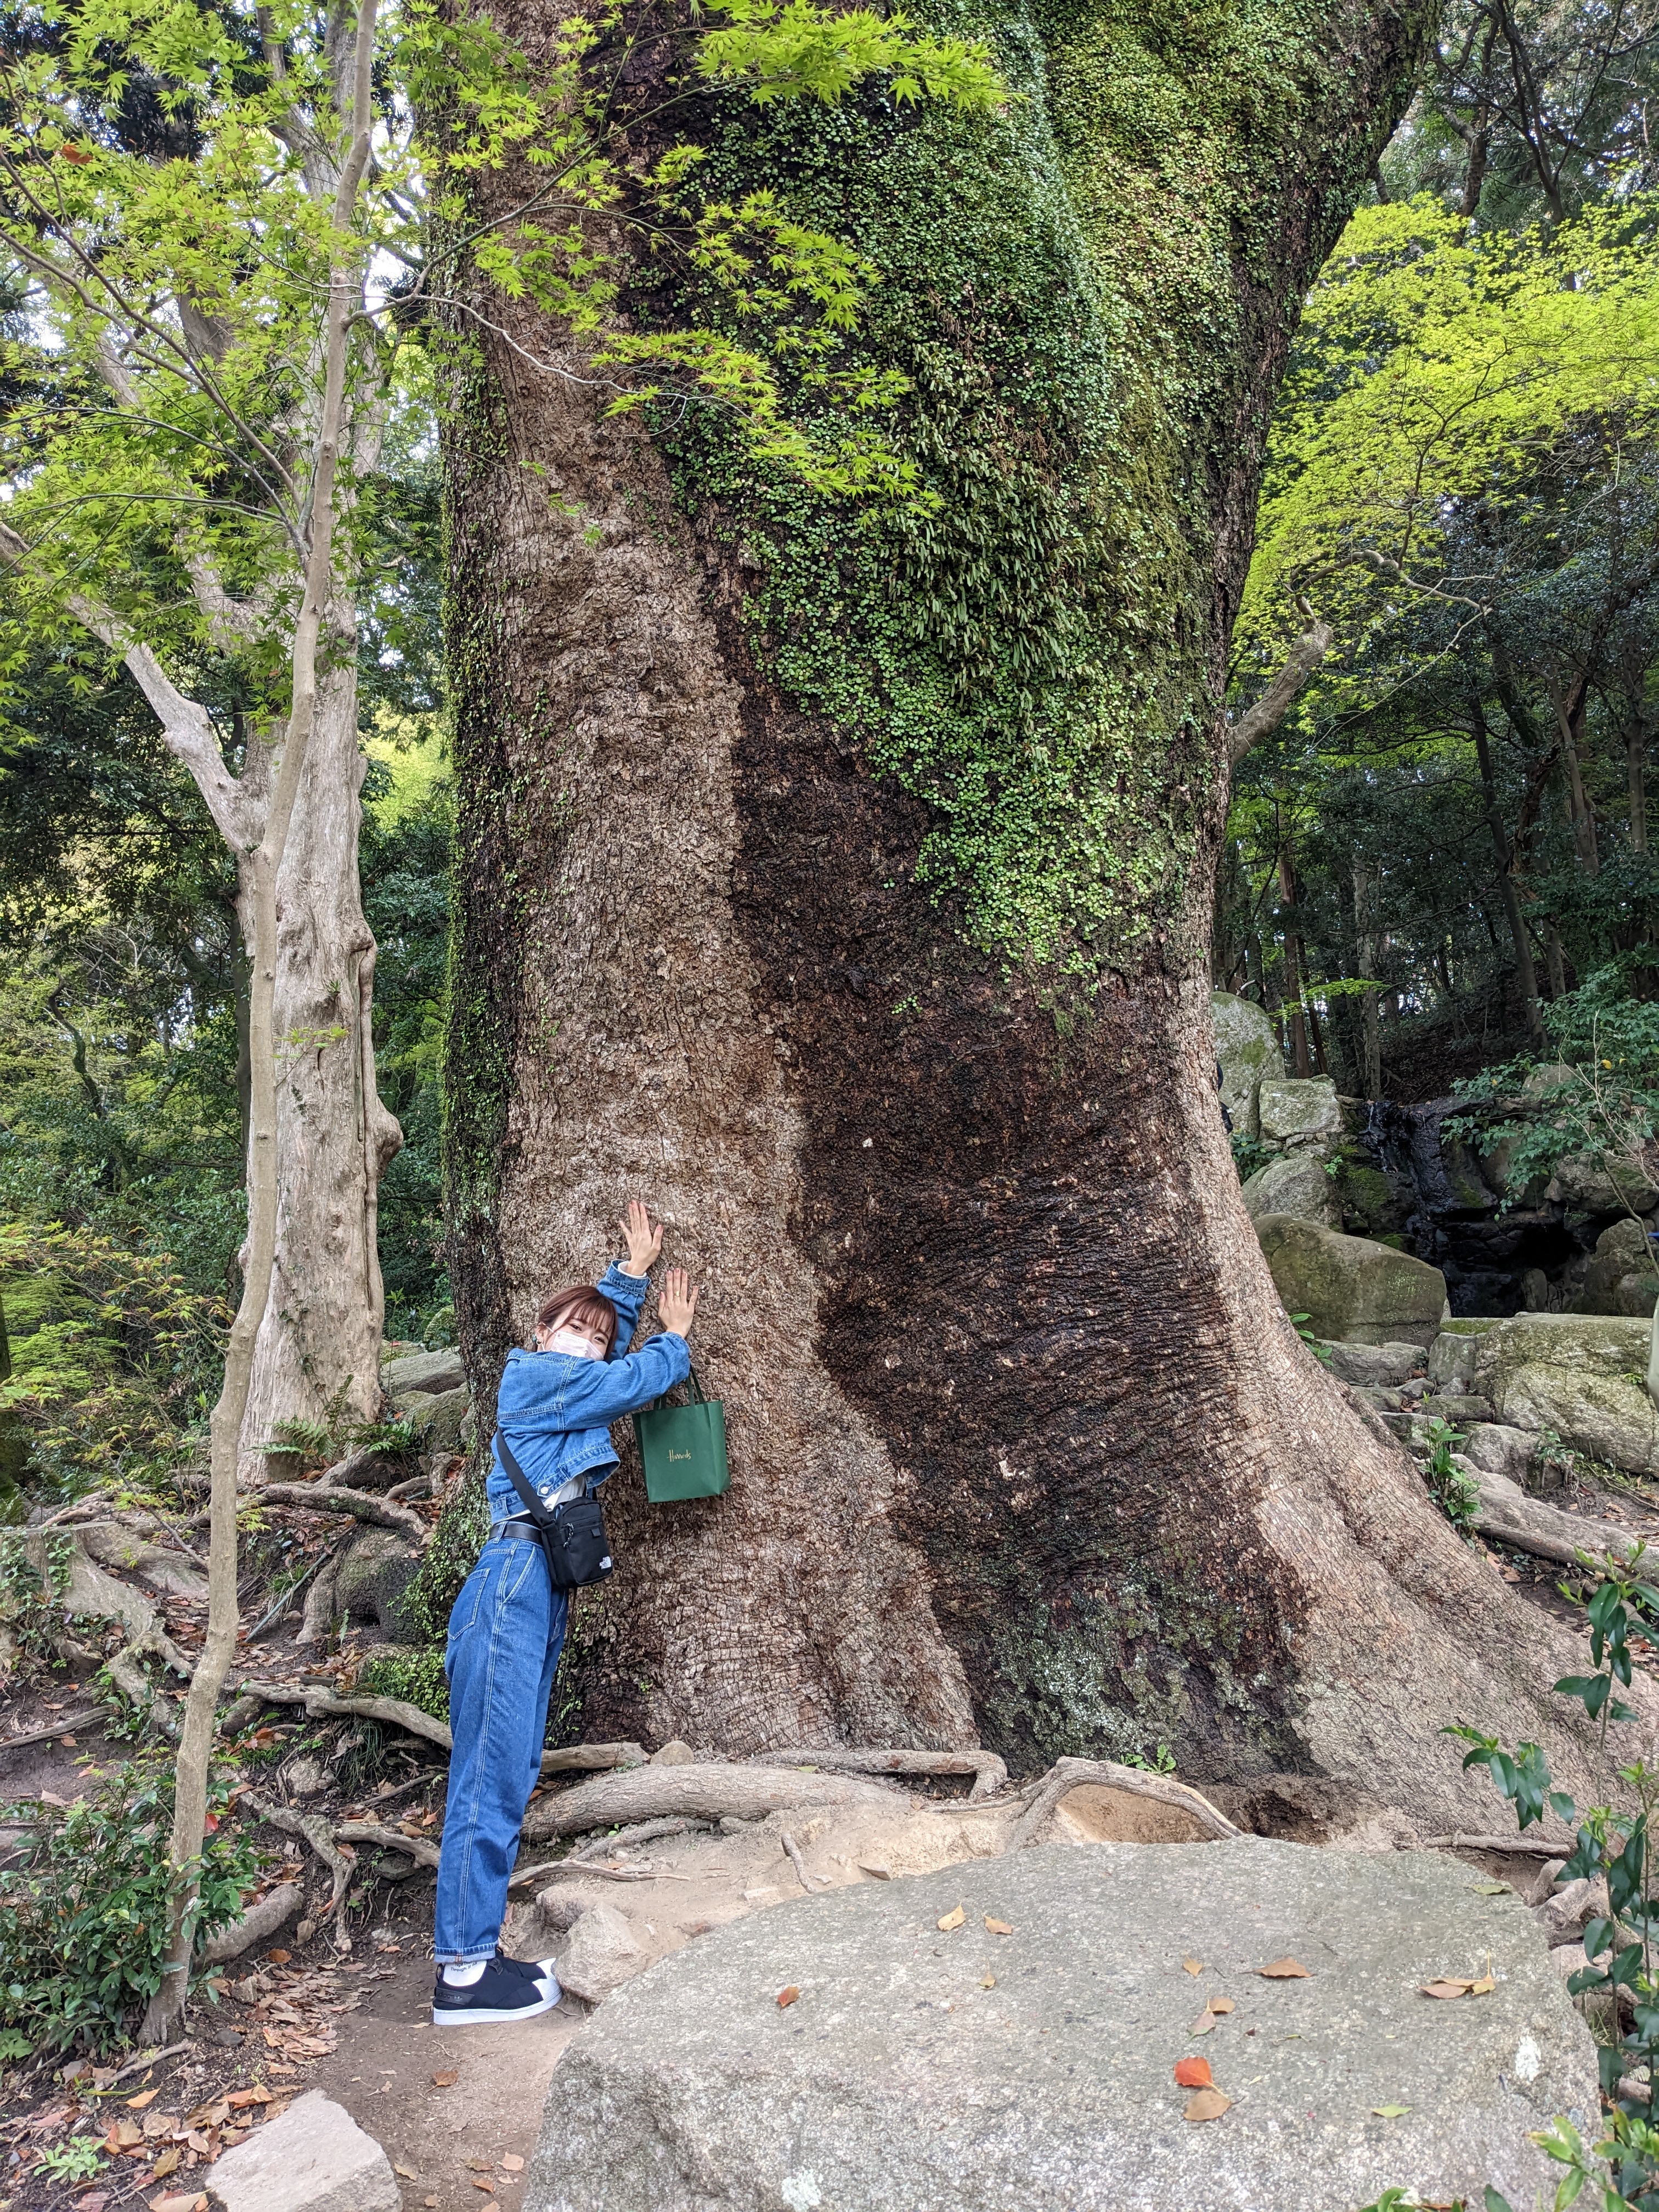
left=1257, top=1958, right=1310, bottom=1979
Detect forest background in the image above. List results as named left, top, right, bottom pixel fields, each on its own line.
left=2, top=0, right=1658, bottom=1493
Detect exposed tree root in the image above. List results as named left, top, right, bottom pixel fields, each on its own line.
left=569, top=1816, right=707, bottom=1863
left=522, top=1760, right=910, bottom=1844
left=1011, top=1758, right=1244, bottom=1848
left=337, top=1819, right=441, bottom=1869
left=200, top=1881, right=304, bottom=1964
left=1420, top=1832, right=1575, bottom=1855
left=751, top=1746, right=1009, bottom=1799
left=255, top=1483, right=429, bottom=1542
left=780, top=1827, right=829, bottom=1891
left=250, top=1798, right=356, bottom=1942
left=229, top=1677, right=642, bottom=1778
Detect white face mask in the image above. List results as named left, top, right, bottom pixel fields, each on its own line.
left=548, top=1324, right=605, bottom=1360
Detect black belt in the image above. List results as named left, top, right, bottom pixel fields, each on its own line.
left=489, top=1519, right=540, bottom=1544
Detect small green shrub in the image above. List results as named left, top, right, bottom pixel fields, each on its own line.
left=1418, top=1417, right=1479, bottom=1537
left=0, top=1527, right=75, bottom=1667
left=1229, top=1131, right=1274, bottom=1183
left=360, top=1646, right=450, bottom=1723
left=0, top=1757, right=260, bottom=2052
left=36, top=2137, right=107, bottom=2182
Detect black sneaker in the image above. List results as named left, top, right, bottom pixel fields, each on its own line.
left=431, top=1959, right=562, bottom=2027
left=495, top=1948, right=561, bottom=1996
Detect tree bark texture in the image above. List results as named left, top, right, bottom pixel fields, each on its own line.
left=441, top=0, right=1629, bottom=1824
left=239, top=654, right=404, bottom=1472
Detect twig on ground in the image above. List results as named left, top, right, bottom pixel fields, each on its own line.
left=1011, top=1757, right=1243, bottom=1848
left=105, top=2042, right=191, bottom=2087
left=752, top=1746, right=1009, bottom=1800
left=0, top=1709, right=101, bottom=1755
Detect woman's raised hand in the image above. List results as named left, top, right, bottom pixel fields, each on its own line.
left=658, top=1267, right=698, bottom=1339
left=618, top=1198, right=664, bottom=1278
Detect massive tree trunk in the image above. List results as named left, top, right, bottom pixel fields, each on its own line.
left=441, top=0, right=1629, bottom=1825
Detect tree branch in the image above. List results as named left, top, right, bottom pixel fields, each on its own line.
left=1228, top=608, right=1334, bottom=764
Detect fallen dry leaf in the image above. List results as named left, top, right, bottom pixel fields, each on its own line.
left=501, top=2155, right=525, bottom=2173
left=1372, top=2104, right=1411, bottom=2118
left=115, top=2119, right=143, bottom=2147
left=1208, top=1998, right=1235, bottom=2015
left=395, top=2164, right=419, bottom=2181
left=432, top=2070, right=459, bottom=2088
left=984, top=1917, right=1015, bottom=1936
left=980, top=1975, right=996, bottom=1989
left=126, top=2090, right=159, bottom=2110
left=472, top=2183, right=495, bottom=2198
left=1173, top=2057, right=1214, bottom=2088
left=937, top=1906, right=966, bottom=1932
left=150, top=2147, right=182, bottom=2179
left=1190, top=2008, right=1218, bottom=2035
left=1258, top=1959, right=1310, bottom=1979
left=1182, top=1957, right=1204, bottom=1976
left=1421, top=1976, right=1492, bottom=2000
left=266, top=1949, right=291, bottom=1965
left=777, top=1986, right=800, bottom=2009
left=1183, top=2089, right=1232, bottom=2123
left=1469, top=1973, right=1496, bottom=1995
left=60, top=1733, right=77, bottom=1746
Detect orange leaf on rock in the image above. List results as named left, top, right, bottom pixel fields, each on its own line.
left=1190, top=2008, right=1218, bottom=2035
left=500, top=2155, right=525, bottom=2174
left=777, top=1987, right=800, bottom=2009
left=1183, top=2089, right=1232, bottom=2123
left=1173, top=2057, right=1213, bottom=2088
left=984, top=1917, right=1014, bottom=1936
left=432, top=2070, right=459, bottom=2088
left=1258, top=1958, right=1309, bottom=1979
left=1181, top=1957, right=1204, bottom=1976
left=937, top=1906, right=966, bottom=1932
left=1421, top=1979, right=1472, bottom=2001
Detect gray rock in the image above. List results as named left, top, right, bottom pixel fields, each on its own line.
left=524, top=1839, right=1595, bottom=2212
left=651, top=1739, right=698, bottom=1766
left=1546, top=1154, right=1659, bottom=1215
left=1577, top=1218, right=1658, bottom=1314
left=1210, top=991, right=1281, bottom=1140
left=1352, top=1384, right=1403, bottom=1410
left=394, top=1382, right=471, bottom=1455
left=381, top=1347, right=465, bottom=1396
left=1241, top=1150, right=1340, bottom=1227
left=558, top=1900, right=647, bottom=2003
left=1461, top=1424, right=1538, bottom=1487
left=1421, top=1396, right=1496, bottom=1422
left=1457, top=1313, right=1659, bottom=1474
left=1255, top=1215, right=1448, bottom=1346
left=1316, top=1339, right=1423, bottom=1388
left=1258, top=1073, right=1345, bottom=1148
left=205, top=2090, right=398, bottom=2212
left=1427, top=1323, right=1503, bottom=1390
left=334, top=1528, right=422, bottom=1638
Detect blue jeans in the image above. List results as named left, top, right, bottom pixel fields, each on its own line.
left=433, top=1536, right=567, bottom=1963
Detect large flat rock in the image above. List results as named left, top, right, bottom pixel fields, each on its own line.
left=525, top=1840, right=1595, bottom=2212
left=206, top=2090, right=398, bottom=2212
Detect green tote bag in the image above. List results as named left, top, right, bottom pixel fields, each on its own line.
left=633, top=1367, right=730, bottom=1503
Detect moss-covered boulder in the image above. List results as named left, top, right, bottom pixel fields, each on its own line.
left=1210, top=992, right=1280, bottom=1142
left=1259, top=1076, right=1344, bottom=1150
left=1575, top=1218, right=1659, bottom=1317
left=1459, top=1314, right=1659, bottom=1474
left=1254, top=1216, right=1449, bottom=1347
left=1242, top=1151, right=1339, bottom=1227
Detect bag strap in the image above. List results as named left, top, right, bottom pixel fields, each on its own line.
left=685, top=1364, right=705, bottom=1405
left=496, top=1431, right=555, bottom=1530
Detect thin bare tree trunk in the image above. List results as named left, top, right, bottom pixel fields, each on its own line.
left=1352, top=857, right=1383, bottom=1099
left=1470, top=704, right=1544, bottom=1043
left=1277, top=836, right=1312, bottom=1077
left=141, top=4, right=378, bottom=2039
left=1630, top=721, right=1649, bottom=854
left=240, top=658, right=403, bottom=1474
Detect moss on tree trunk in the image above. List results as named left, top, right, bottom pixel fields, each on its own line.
left=434, top=0, right=1635, bottom=1823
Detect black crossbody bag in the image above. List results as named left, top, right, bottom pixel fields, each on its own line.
left=495, top=1432, right=614, bottom=1592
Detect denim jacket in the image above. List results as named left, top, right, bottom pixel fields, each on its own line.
left=486, top=1261, right=690, bottom=1523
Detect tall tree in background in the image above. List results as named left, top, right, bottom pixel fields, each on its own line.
left=0, top=0, right=408, bottom=1465
left=443, top=0, right=1626, bottom=1823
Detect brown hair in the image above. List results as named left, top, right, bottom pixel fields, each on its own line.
left=535, top=1283, right=617, bottom=1355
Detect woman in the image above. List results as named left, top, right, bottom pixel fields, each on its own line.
left=431, top=1199, right=698, bottom=2026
